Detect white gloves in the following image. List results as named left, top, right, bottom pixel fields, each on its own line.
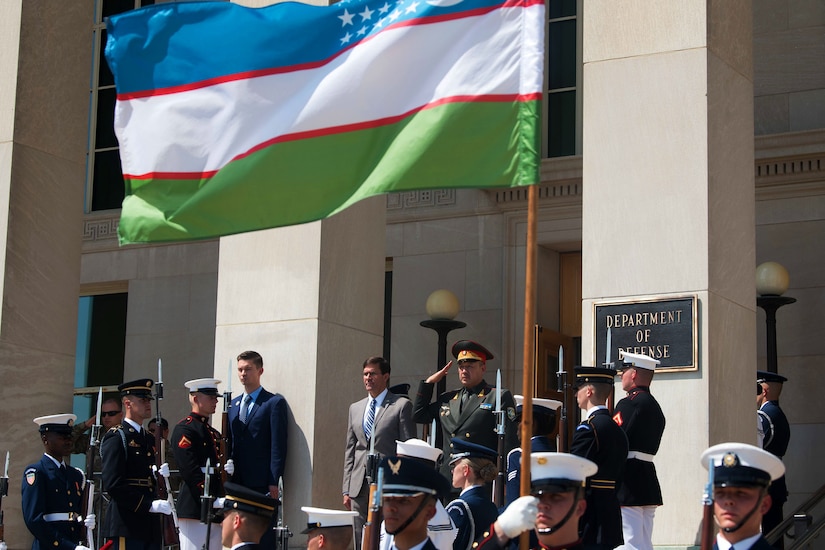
left=1, top=542, right=9, bottom=550
left=153, top=462, right=170, bottom=478
left=224, top=459, right=235, bottom=476
left=75, top=546, right=92, bottom=550
left=212, top=497, right=226, bottom=509
left=497, top=496, right=538, bottom=539
left=150, top=499, right=173, bottom=515
left=83, top=513, right=96, bottom=530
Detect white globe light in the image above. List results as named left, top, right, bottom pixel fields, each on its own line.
left=425, top=289, right=460, bottom=320
left=756, top=262, right=790, bottom=296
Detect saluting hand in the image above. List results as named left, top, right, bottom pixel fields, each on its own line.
left=425, top=361, right=453, bottom=384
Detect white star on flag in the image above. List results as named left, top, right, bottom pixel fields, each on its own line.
left=359, top=5, right=374, bottom=20
left=378, top=3, right=391, bottom=14
left=340, top=31, right=353, bottom=44
left=338, top=9, right=354, bottom=26
left=406, top=1, right=419, bottom=14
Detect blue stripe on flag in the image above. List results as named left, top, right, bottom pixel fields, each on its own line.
left=105, top=0, right=509, bottom=96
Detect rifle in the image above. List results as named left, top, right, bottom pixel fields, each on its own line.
left=155, top=360, right=180, bottom=546
left=556, top=346, right=569, bottom=452
left=273, top=477, right=292, bottom=550
left=700, top=459, right=715, bottom=550
left=0, top=451, right=9, bottom=548
left=221, top=359, right=232, bottom=484
left=200, top=459, right=214, bottom=550
left=82, top=388, right=103, bottom=548
left=362, top=466, right=383, bottom=550
left=491, top=369, right=506, bottom=506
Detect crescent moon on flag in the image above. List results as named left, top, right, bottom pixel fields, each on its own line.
left=426, top=0, right=464, bottom=6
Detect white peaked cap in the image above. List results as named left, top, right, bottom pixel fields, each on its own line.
left=184, top=378, right=222, bottom=394
left=619, top=351, right=660, bottom=371
left=300, top=507, right=358, bottom=533
left=531, top=452, right=597, bottom=485
left=514, top=395, right=562, bottom=411
left=701, top=442, right=785, bottom=483
left=34, top=414, right=77, bottom=429
left=396, top=438, right=443, bottom=462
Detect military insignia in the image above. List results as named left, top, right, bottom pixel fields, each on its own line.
left=613, top=412, right=623, bottom=426
left=129, top=440, right=141, bottom=447
left=478, top=390, right=486, bottom=398
left=145, top=380, right=152, bottom=387
left=537, top=456, right=548, bottom=465
left=388, top=459, right=402, bottom=475
left=440, top=404, right=451, bottom=417
left=507, top=407, right=516, bottom=421
left=480, top=403, right=492, bottom=410
left=178, top=435, right=192, bottom=449
left=26, top=469, right=36, bottom=485
left=723, top=452, right=739, bottom=468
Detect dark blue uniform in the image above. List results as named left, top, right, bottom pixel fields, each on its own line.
left=446, top=485, right=498, bottom=550
left=171, top=412, right=224, bottom=519
left=759, top=400, right=790, bottom=541
left=100, top=422, right=162, bottom=546
left=21, top=455, right=86, bottom=550
left=505, top=436, right=555, bottom=507
left=570, top=408, right=628, bottom=550
left=613, top=386, right=665, bottom=506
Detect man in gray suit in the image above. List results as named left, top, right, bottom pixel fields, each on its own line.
left=343, top=356, right=416, bottom=549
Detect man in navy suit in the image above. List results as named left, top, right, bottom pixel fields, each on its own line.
left=228, top=350, right=289, bottom=499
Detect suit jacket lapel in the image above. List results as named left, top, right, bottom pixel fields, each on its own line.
left=373, top=393, right=393, bottom=428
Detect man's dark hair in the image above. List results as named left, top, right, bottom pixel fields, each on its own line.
left=363, top=356, right=390, bottom=375
left=102, top=397, right=122, bottom=411
left=237, top=350, right=264, bottom=369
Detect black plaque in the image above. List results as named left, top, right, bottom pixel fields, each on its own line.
left=594, top=296, right=697, bottom=371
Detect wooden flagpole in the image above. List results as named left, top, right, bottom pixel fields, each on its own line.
left=518, top=184, right=537, bottom=550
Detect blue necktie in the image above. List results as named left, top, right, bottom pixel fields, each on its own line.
left=240, top=395, right=252, bottom=424
left=364, top=399, right=376, bottom=440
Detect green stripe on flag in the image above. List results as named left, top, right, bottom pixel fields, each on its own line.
left=119, top=99, right=540, bottom=244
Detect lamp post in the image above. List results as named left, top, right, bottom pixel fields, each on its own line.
left=756, top=262, right=796, bottom=374
left=420, top=290, right=466, bottom=447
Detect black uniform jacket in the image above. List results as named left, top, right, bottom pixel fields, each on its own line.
left=100, top=422, right=162, bottom=542
left=172, top=412, right=225, bottom=519
left=475, top=523, right=584, bottom=550
left=414, top=380, right=518, bottom=480
left=21, top=455, right=86, bottom=550
left=613, top=386, right=665, bottom=506
left=446, top=485, right=499, bottom=550
left=569, top=407, right=628, bottom=549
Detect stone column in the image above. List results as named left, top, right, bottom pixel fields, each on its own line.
left=214, top=196, right=386, bottom=539
left=581, top=1, right=755, bottom=546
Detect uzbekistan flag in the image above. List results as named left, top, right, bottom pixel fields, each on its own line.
left=106, top=0, right=544, bottom=244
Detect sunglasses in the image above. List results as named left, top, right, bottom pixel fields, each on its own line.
left=101, top=410, right=120, bottom=417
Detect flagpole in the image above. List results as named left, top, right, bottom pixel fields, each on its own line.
left=518, top=184, right=537, bottom=550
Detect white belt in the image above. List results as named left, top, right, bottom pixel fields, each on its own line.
left=627, top=451, right=656, bottom=462
left=200, top=466, right=217, bottom=474
left=43, top=512, right=82, bottom=522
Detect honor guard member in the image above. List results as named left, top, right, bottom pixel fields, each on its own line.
left=22, top=414, right=96, bottom=550
left=302, top=507, right=359, bottom=550
left=476, top=453, right=598, bottom=550
left=570, top=366, right=628, bottom=550
left=505, top=396, right=561, bottom=507
left=172, top=378, right=231, bottom=550
left=613, top=352, right=666, bottom=550
left=756, top=371, right=790, bottom=548
left=219, top=482, right=280, bottom=549
left=100, top=379, right=172, bottom=550
left=700, top=442, right=785, bottom=550
left=380, top=439, right=458, bottom=550
left=446, top=439, right=499, bottom=550
left=380, top=456, right=452, bottom=550
left=413, top=340, right=518, bottom=482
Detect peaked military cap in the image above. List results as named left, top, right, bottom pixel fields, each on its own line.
left=300, top=507, right=358, bottom=534
left=449, top=438, right=497, bottom=465
left=396, top=438, right=443, bottom=464
left=756, top=371, right=788, bottom=384
left=221, top=482, right=279, bottom=518
left=531, top=452, right=597, bottom=494
left=619, top=351, right=660, bottom=371
left=701, top=442, right=785, bottom=489
left=514, top=395, right=562, bottom=418
left=34, top=414, right=76, bottom=435
left=381, top=456, right=451, bottom=500
left=389, top=383, right=411, bottom=396
left=119, top=378, right=155, bottom=399
left=573, top=366, right=617, bottom=385
left=184, top=378, right=222, bottom=396
left=452, top=340, right=494, bottom=362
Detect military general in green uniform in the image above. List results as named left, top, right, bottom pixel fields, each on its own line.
left=413, top=340, right=518, bottom=481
